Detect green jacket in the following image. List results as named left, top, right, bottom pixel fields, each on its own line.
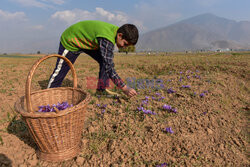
left=60, top=20, right=119, bottom=51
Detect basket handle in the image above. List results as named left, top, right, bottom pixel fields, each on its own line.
left=25, top=54, right=77, bottom=113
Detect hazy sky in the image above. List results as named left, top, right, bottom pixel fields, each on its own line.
left=0, top=0, right=249, bottom=53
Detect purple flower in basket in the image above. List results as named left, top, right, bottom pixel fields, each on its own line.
left=37, top=102, right=73, bottom=112
left=57, top=102, right=69, bottom=110
left=38, top=104, right=53, bottom=112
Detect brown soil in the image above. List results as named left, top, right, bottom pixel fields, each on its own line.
left=0, top=52, right=249, bottom=167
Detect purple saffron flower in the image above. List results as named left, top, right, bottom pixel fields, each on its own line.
left=155, top=92, right=161, bottom=96
left=156, top=163, right=168, bottom=167
left=38, top=105, right=47, bottom=112
left=101, top=109, right=105, bottom=114
left=57, top=102, right=69, bottom=110
left=200, top=93, right=205, bottom=97
left=137, top=106, right=144, bottom=111
left=37, top=102, right=73, bottom=112
left=194, top=75, right=201, bottom=79
left=163, top=104, right=177, bottom=113
left=167, top=88, right=175, bottom=94
left=145, top=96, right=150, bottom=100
left=158, top=96, right=165, bottom=101
left=181, top=85, right=191, bottom=88
left=163, top=104, right=172, bottom=110
left=141, top=100, right=148, bottom=106
left=96, top=104, right=101, bottom=107
left=165, top=127, right=174, bottom=134
left=143, top=109, right=156, bottom=115
left=152, top=96, right=156, bottom=100
left=171, top=108, right=177, bottom=113
left=203, top=90, right=208, bottom=94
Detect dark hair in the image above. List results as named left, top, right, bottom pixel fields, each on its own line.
left=117, top=24, right=139, bottom=45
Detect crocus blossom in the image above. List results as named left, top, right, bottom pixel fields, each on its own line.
left=163, top=104, right=172, bottom=110
left=200, top=93, right=205, bottom=97
left=143, top=109, right=156, bottom=115
left=137, top=106, right=156, bottom=115
left=156, top=162, right=168, bottom=167
left=158, top=96, right=165, bottom=101
left=155, top=92, right=161, bottom=96
left=181, top=85, right=191, bottom=88
left=167, top=88, right=175, bottom=94
left=162, top=104, right=177, bottom=113
left=165, top=127, right=174, bottom=134
left=38, top=102, right=73, bottom=112
left=101, top=109, right=106, bottom=114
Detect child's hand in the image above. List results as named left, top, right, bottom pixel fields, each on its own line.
left=122, top=85, right=137, bottom=97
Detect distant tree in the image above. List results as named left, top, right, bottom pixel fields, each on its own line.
left=119, top=45, right=136, bottom=53
left=37, top=51, right=41, bottom=54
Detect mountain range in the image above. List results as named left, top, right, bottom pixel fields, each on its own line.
left=137, top=13, right=250, bottom=51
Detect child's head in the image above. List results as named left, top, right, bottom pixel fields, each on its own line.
left=117, top=24, right=139, bottom=45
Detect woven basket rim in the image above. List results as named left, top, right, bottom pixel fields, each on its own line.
left=15, top=87, right=91, bottom=118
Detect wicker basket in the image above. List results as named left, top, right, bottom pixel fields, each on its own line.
left=15, top=54, right=91, bottom=162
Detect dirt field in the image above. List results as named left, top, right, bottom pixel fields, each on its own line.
left=0, top=52, right=249, bottom=166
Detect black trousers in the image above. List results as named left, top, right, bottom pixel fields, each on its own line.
left=47, top=42, right=109, bottom=90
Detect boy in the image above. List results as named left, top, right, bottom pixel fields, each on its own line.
left=47, top=20, right=138, bottom=97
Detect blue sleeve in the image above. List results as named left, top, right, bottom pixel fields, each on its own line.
left=98, top=37, right=125, bottom=88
